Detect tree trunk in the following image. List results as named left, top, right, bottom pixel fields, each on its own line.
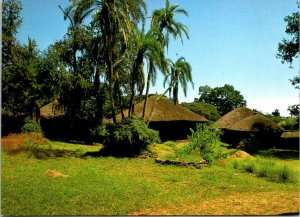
left=109, top=62, right=116, bottom=123
left=142, top=71, right=151, bottom=118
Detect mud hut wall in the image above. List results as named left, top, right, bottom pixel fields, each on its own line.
left=149, top=120, right=201, bottom=141
left=40, top=117, right=92, bottom=142
left=220, top=129, right=282, bottom=149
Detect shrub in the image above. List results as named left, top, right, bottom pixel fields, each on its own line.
left=181, top=102, right=221, bottom=121
left=232, top=158, right=298, bottom=183
left=102, top=116, right=160, bottom=154
left=237, top=134, right=259, bottom=153
left=21, top=117, right=42, bottom=133
left=187, top=124, right=226, bottom=165
left=2, top=132, right=49, bottom=155
left=279, top=117, right=299, bottom=130
left=92, top=125, right=109, bottom=143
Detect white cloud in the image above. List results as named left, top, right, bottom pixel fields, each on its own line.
left=248, top=96, right=299, bottom=117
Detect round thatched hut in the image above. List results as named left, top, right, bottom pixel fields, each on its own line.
left=280, top=131, right=299, bottom=150
left=111, top=95, right=208, bottom=140
left=216, top=107, right=283, bottom=148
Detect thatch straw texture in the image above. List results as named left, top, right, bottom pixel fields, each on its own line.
left=112, top=95, right=208, bottom=123
left=228, top=114, right=283, bottom=132
left=40, top=100, right=65, bottom=119
left=281, top=131, right=299, bottom=139
left=216, top=107, right=255, bottom=129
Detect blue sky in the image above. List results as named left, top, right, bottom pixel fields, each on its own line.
left=17, top=0, right=299, bottom=116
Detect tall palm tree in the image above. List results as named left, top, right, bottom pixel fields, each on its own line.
left=69, top=0, right=147, bottom=123
left=127, top=25, right=166, bottom=117
left=151, top=0, right=189, bottom=49
left=163, top=57, right=193, bottom=105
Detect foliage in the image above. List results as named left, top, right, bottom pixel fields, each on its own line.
left=279, top=117, right=299, bottom=130
left=232, top=158, right=298, bottom=183
left=237, top=134, right=259, bottom=153
left=277, top=11, right=299, bottom=67
left=21, top=117, right=42, bottom=133
left=186, top=124, right=227, bottom=165
left=181, top=101, right=221, bottom=121
left=164, top=57, right=193, bottom=104
left=196, top=84, right=247, bottom=115
left=102, top=116, right=160, bottom=153
left=277, top=8, right=299, bottom=113
left=288, top=104, right=299, bottom=117
left=151, top=0, right=189, bottom=48
left=1, top=132, right=49, bottom=155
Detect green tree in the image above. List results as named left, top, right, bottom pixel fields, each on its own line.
left=164, top=57, right=193, bottom=105
left=277, top=8, right=299, bottom=119
left=2, top=0, right=22, bottom=66
left=271, top=109, right=280, bottom=117
left=151, top=0, right=189, bottom=49
left=69, top=0, right=147, bottom=123
left=197, top=84, right=247, bottom=115
left=181, top=102, right=221, bottom=121
left=127, top=25, right=167, bottom=117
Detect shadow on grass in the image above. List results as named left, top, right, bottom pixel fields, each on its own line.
left=30, top=148, right=84, bottom=159
left=83, top=147, right=143, bottom=158
left=256, top=149, right=299, bottom=160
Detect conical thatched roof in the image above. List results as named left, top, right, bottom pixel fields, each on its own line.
left=228, top=114, right=283, bottom=132
left=109, top=95, right=207, bottom=123
left=216, top=107, right=283, bottom=132
left=216, top=107, right=255, bottom=129
left=40, top=100, right=65, bottom=119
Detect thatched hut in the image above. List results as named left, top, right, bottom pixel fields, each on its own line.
left=40, top=100, right=65, bottom=118
left=109, top=95, right=208, bottom=140
left=216, top=107, right=283, bottom=148
left=40, top=100, right=90, bottom=141
left=280, top=131, right=299, bottom=150
left=215, top=107, right=255, bottom=129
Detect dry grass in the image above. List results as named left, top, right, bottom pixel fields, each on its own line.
left=230, top=150, right=255, bottom=159
left=130, top=191, right=299, bottom=215
left=45, top=170, right=69, bottom=178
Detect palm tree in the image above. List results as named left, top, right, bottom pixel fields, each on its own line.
left=69, top=0, right=147, bottom=123
left=127, top=25, right=167, bottom=117
left=163, top=57, right=193, bottom=105
left=151, top=0, right=189, bottom=49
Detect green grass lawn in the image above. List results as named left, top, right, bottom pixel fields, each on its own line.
left=2, top=140, right=299, bottom=215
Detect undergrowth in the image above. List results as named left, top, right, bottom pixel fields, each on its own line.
left=232, top=158, right=298, bottom=183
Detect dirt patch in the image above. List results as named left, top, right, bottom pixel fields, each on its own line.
left=45, top=170, right=68, bottom=178
left=130, top=191, right=299, bottom=215
left=231, top=150, right=255, bottom=159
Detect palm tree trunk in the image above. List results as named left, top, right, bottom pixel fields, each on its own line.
left=115, top=76, right=124, bottom=120
left=142, top=71, right=151, bottom=118
left=108, top=56, right=116, bottom=123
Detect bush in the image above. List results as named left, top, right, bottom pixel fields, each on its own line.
left=2, top=132, right=49, bottom=155
left=187, top=124, right=226, bottom=165
left=21, top=117, right=42, bottom=133
left=181, top=102, right=221, bottom=121
left=102, top=116, right=160, bottom=154
left=279, top=117, right=299, bottom=130
left=232, top=158, right=298, bottom=183
left=237, top=134, right=259, bottom=153
left=92, top=125, right=109, bottom=143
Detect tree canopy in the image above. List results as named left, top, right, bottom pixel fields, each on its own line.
left=196, top=84, right=247, bottom=115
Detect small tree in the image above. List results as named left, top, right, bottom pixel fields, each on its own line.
left=187, top=124, right=226, bottom=165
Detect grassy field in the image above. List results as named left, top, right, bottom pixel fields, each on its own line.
left=1, top=140, right=299, bottom=215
